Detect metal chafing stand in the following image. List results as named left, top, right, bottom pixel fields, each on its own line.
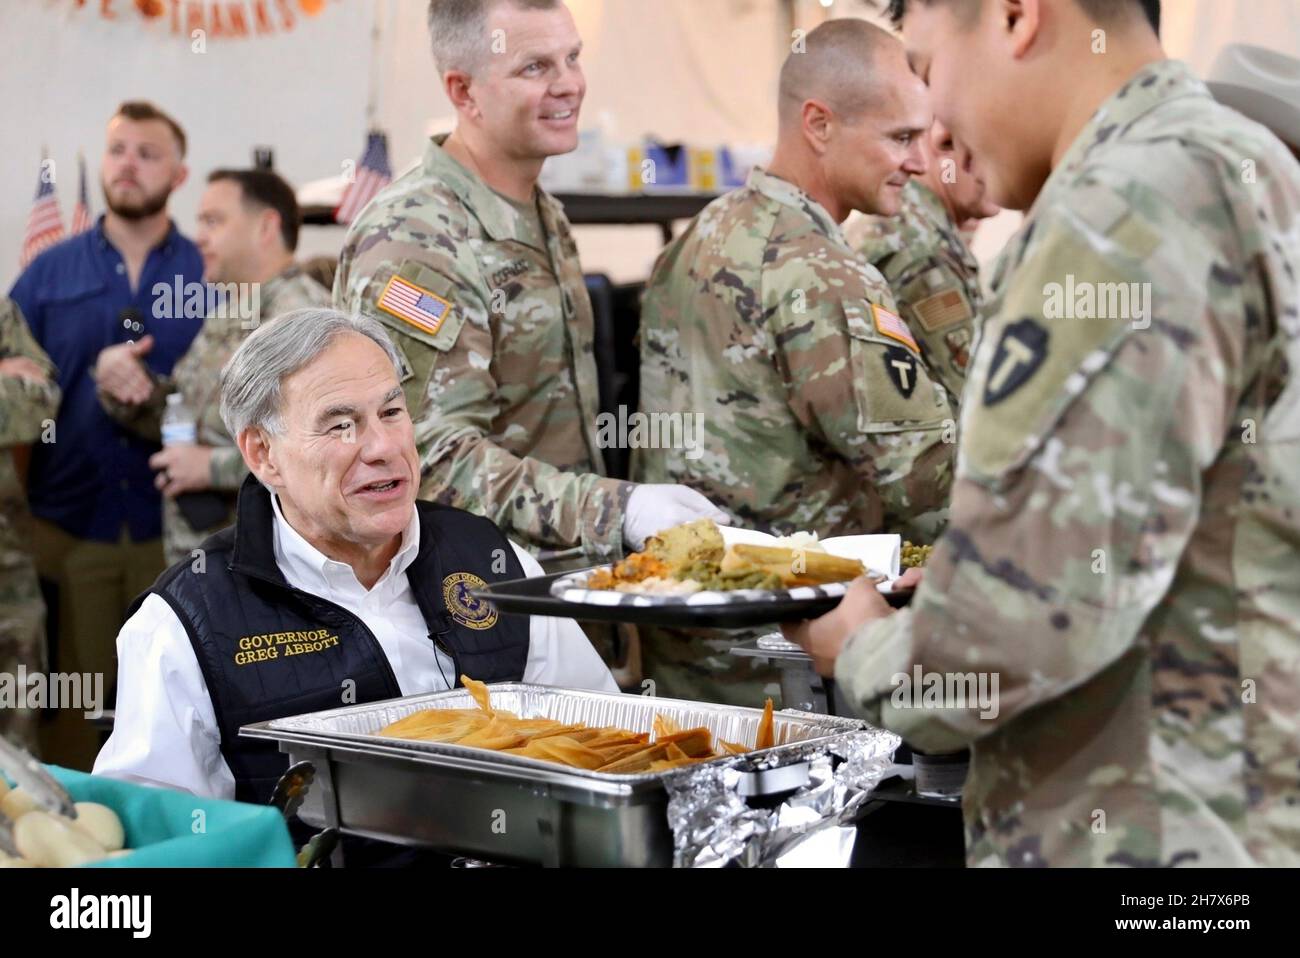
left=243, top=683, right=893, bottom=867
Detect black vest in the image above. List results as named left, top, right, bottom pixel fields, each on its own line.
left=134, top=476, right=530, bottom=804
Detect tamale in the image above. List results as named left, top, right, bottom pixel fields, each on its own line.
left=513, top=722, right=587, bottom=742
left=719, top=544, right=866, bottom=587
left=755, top=698, right=775, bottom=750
left=377, top=677, right=777, bottom=775
left=379, top=710, right=492, bottom=743
left=456, top=716, right=528, bottom=750
left=595, top=743, right=672, bottom=773
left=376, top=709, right=468, bottom=739
left=653, top=727, right=713, bottom=757
left=506, top=736, right=607, bottom=770
left=588, top=742, right=650, bottom=765
left=531, top=737, right=608, bottom=770
left=581, top=729, right=649, bottom=749
left=652, top=714, right=682, bottom=738
left=460, top=675, right=494, bottom=713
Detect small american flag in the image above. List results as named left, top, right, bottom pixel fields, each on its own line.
left=872, top=303, right=920, bottom=354
left=20, top=159, right=65, bottom=268
left=335, top=131, right=392, bottom=225
left=377, top=276, right=451, bottom=336
left=70, top=154, right=93, bottom=235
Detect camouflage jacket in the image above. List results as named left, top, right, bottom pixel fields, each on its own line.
left=333, top=134, right=630, bottom=561
left=634, top=166, right=955, bottom=538
left=0, top=298, right=59, bottom=555
left=835, top=61, right=1300, bottom=867
left=849, top=181, right=982, bottom=402
left=100, top=266, right=329, bottom=563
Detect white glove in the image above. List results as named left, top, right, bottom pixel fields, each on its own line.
left=623, top=484, right=730, bottom=550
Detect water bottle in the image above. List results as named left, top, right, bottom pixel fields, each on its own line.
left=161, top=392, right=197, bottom=446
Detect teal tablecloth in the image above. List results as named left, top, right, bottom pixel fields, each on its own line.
left=13, top=767, right=297, bottom=868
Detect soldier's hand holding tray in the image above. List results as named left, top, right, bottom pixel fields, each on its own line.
left=623, top=484, right=729, bottom=550
left=782, top=575, right=895, bottom=678
left=779, top=552, right=921, bottom=676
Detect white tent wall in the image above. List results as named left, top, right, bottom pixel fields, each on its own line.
left=2, top=0, right=1298, bottom=292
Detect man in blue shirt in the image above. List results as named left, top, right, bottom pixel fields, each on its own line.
left=8, top=100, right=204, bottom=769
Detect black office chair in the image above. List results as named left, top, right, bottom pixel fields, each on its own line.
left=584, top=273, right=644, bottom=480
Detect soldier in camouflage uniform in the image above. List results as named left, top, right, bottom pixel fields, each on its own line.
left=97, top=170, right=328, bottom=566
left=846, top=124, right=1000, bottom=402
left=638, top=167, right=955, bottom=538
left=334, top=0, right=723, bottom=567
left=634, top=21, right=956, bottom=705
left=790, top=0, right=1300, bottom=867
left=0, top=298, right=60, bottom=750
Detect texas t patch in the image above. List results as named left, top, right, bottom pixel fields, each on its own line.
left=984, top=318, right=1049, bottom=406
left=882, top=345, right=919, bottom=399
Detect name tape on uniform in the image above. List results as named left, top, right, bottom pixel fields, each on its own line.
left=378, top=275, right=453, bottom=336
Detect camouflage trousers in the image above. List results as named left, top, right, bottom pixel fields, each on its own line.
left=0, top=558, right=47, bottom=752
left=637, top=624, right=783, bottom=708
left=163, top=492, right=238, bottom=568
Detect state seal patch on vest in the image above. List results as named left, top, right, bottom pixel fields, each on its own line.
left=443, top=572, right=499, bottom=630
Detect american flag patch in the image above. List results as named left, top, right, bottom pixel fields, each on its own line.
left=872, top=303, right=919, bottom=354
left=377, top=276, right=452, bottom=336
left=913, top=288, right=972, bottom=332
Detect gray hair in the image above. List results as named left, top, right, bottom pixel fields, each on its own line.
left=219, top=307, right=404, bottom=438
left=427, top=0, right=559, bottom=75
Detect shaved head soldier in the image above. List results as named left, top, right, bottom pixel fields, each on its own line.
left=634, top=20, right=956, bottom=705
left=848, top=120, right=1000, bottom=402
left=789, top=0, right=1300, bottom=867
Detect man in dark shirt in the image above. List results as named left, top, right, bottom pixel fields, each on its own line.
left=7, top=100, right=203, bottom=768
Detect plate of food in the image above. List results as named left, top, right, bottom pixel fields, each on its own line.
left=472, top=520, right=918, bottom=629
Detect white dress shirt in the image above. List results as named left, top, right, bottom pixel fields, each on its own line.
left=94, top=495, right=617, bottom=799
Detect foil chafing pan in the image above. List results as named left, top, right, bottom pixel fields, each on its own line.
left=241, top=684, right=888, bottom=867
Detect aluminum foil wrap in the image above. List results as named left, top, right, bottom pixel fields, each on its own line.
left=665, top=725, right=900, bottom=868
